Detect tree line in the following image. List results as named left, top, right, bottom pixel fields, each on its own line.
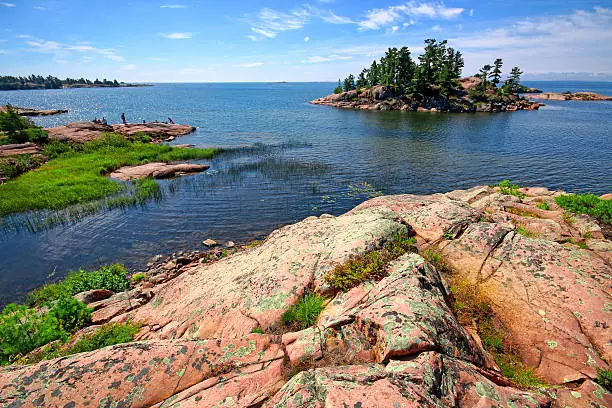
left=334, top=39, right=524, bottom=97
left=0, top=75, right=123, bottom=90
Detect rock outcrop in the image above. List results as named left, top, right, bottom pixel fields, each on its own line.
left=45, top=121, right=196, bottom=143
left=110, top=162, right=210, bottom=180
left=0, top=105, right=68, bottom=116
left=0, top=142, right=41, bottom=157
left=526, top=92, right=612, bottom=101
left=311, top=85, right=542, bottom=113
left=1, top=186, right=611, bottom=407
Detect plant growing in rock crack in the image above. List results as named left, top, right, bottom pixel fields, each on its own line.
left=596, top=368, right=612, bottom=392
left=448, top=276, right=543, bottom=389
left=324, top=231, right=417, bottom=292
left=131, top=273, right=147, bottom=284
left=497, top=180, right=526, bottom=199
left=515, top=225, right=540, bottom=239
left=555, top=193, right=612, bottom=224
left=535, top=201, right=550, bottom=211
left=281, top=292, right=327, bottom=331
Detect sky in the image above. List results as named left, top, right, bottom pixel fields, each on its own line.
left=1, top=0, right=611, bottom=82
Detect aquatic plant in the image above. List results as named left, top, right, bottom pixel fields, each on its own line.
left=0, top=133, right=221, bottom=217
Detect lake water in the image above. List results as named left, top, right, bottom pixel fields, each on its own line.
left=0, top=81, right=611, bottom=305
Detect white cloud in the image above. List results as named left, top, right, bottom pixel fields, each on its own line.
left=320, top=10, right=354, bottom=24
left=33, top=6, right=46, bottom=11
left=247, top=35, right=259, bottom=41
left=120, top=64, right=137, bottom=70
left=104, top=54, right=125, bottom=62
left=248, top=7, right=310, bottom=40
left=160, top=4, right=186, bottom=8
left=0, top=2, right=15, bottom=7
left=0, top=49, right=9, bottom=54
left=469, top=9, right=474, bottom=17
left=449, top=7, right=612, bottom=75
left=304, top=36, right=310, bottom=42
left=358, top=1, right=464, bottom=30
left=301, top=54, right=353, bottom=63
left=432, top=24, right=441, bottom=31
left=236, top=62, right=264, bottom=68
left=55, top=59, right=68, bottom=64
left=159, top=32, right=192, bottom=39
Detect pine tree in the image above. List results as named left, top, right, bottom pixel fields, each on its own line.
left=491, top=59, right=503, bottom=87
left=478, top=64, right=493, bottom=91
left=343, top=74, right=356, bottom=92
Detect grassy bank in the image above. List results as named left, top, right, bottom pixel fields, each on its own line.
left=0, top=133, right=221, bottom=216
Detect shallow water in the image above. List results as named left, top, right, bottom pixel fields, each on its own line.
left=0, top=81, right=611, bottom=305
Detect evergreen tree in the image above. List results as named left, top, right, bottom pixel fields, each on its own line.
left=491, top=59, right=503, bottom=87
left=367, top=60, right=379, bottom=87
left=396, top=47, right=415, bottom=93
left=503, top=67, right=523, bottom=94
left=343, top=74, right=356, bottom=92
left=333, top=80, right=343, bottom=94
left=356, top=69, right=368, bottom=90
left=478, top=64, right=493, bottom=91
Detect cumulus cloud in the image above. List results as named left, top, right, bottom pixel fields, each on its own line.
left=358, top=1, right=464, bottom=30
left=159, top=32, right=192, bottom=39
left=0, top=2, right=15, bottom=7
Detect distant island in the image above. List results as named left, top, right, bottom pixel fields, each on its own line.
left=312, top=39, right=543, bottom=113
left=0, top=75, right=151, bottom=91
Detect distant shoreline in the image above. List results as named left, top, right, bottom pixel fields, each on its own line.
left=0, top=83, right=152, bottom=91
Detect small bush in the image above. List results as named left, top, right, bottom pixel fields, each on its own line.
left=0, top=154, right=44, bottom=180
left=324, top=231, right=416, bottom=292
left=43, top=139, right=77, bottom=158
left=0, top=105, right=48, bottom=144
left=251, top=327, right=264, bottom=334
left=555, top=194, right=612, bottom=224
left=27, top=264, right=130, bottom=306
left=131, top=273, right=147, bottom=284
left=282, top=292, right=327, bottom=330
left=535, top=201, right=550, bottom=211
left=497, top=180, right=525, bottom=199
left=596, top=368, right=612, bottom=392
left=48, top=296, right=92, bottom=333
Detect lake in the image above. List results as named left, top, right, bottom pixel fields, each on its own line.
left=0, top=81, right=611, bottom=305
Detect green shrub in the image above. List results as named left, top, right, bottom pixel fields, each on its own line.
left=324, top=231, right=416, bottom=292
left=0, top=154, right=44, bottom=180
left=27, top=264, right=130, bottom=306
left=48, top=296, right=92, bottom=333
left=251, top=327, right=264, bottom=334
left=596, top=368, right=612, bottom=392
left=555, top=194, right=612, bottom=224
left=66, top=323, right=140, bottom=355
left=0, top=105, right=48, bottom=144
left=43, top=139, right=77, bottom=158
left=282, top=292, right=327, bottom=330
left=497, top=180, right=525, bottom=199
left=535, top=201, right=550, bottom=211
left=131, top=273, right=147, bottom=284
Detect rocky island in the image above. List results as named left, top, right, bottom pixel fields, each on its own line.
left=0, top=184, right=610, bottom=407
left=526, top=92, right=612, bottom=101
left=0, top=105, right=68, bottom=116
left=312, top=39, right=542, bottom=113
left=0, top=75, right=149, bottom=91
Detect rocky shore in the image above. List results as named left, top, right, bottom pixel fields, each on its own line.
left=0, top=105, right=69, bottom=116
left=45, top=121, right=196, bottom=143
left=311, top=84, right=542, bottom=113
left=526, top=92, right=612, bottom=101
left=1, top=185, right=610, bottom=407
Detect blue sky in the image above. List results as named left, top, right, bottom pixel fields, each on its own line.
left=1, top=0, right=611, bottom=82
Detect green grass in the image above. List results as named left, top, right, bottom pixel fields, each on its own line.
left=324, top=231, right=417, bottom=292
left=0, top=133, right=221, bottom=216
left=596, top=368, right=612, bottom=392
left=497, top=180, right=526, bottom=199
left=282, top=292, right=327, bottom=330
left=27, top=263, right=130, bottom=307
left=515, top=225, right=540, bottom=238
left=555, top=193, right=612, bottom=224
left=535, top=201, right=550, bottom=211
left=251, top=327, right=264, bottom=334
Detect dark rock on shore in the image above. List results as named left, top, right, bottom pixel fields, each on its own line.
left=45, top=121, right=196, bottom=143
left=311, top=85, right=542, bottom=113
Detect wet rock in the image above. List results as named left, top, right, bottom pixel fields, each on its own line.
left=110, top=162, right=209, bottom=180
left=202, top=239, right=218, bottom=247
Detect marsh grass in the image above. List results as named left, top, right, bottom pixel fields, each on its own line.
left=0, top=133, right=220, bottom=217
